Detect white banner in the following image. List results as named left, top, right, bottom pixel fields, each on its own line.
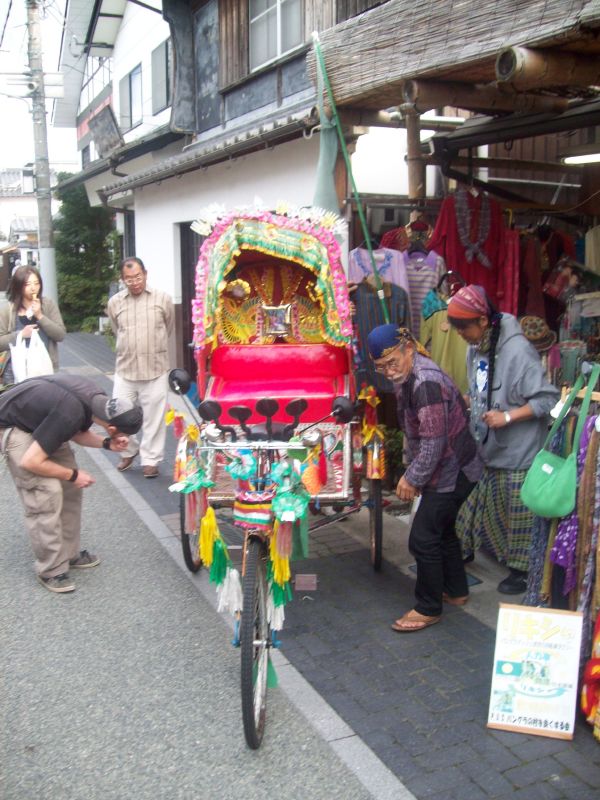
left=488, top=603, right=583, bottom=740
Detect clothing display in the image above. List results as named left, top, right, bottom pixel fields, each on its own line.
left=428, top=190, right=506, bottom=303
left=404, top=249, right=445, bottom=338
left=351, top=280, right=410, bottom=392
left=498, top=229, right=520, bottom=316
left=348, top=247, right=412, bottom=303
left=419, top=285, right=468, bottom=393
left=348, top=188, right=600, bottom=744
left=523, top=401, right=600, bottom=673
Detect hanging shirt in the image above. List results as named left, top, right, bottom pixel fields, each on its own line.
left=404, top=249, right=445, bottom=338
left=428, top=190, right=505, bottom=304
left=348, top=247, right=412, bottom=304
left=419, top=308, right=468, bottom=394
left=352, top=281, right=410, bottom=392
left=497, top=229, right=520, bottom=316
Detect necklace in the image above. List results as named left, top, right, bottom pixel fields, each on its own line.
left=455, top=190, right=492, bottom=268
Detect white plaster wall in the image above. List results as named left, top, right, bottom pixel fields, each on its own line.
left=111, top=4, right=172, bottom=142
left=129, top=136, right=322, bottom=303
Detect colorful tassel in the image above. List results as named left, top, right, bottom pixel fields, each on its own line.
left=277, top=520, right=293, bottom=558
left=301, top=462, right=323, bottom=495
left=184, top=491, right=197, bottom=534
left=216, top=567, right=243, bottom=615
left=209, top=537, right=230, bottom=585
left=292, top=517, right=309, bottom=560
left=199, top=506, right=218, bottom=566
left=269, top=525, right=291, bottom=586
left=266, top=590, right=286, bottom=631
left=318, top=447, right=328, bottom=485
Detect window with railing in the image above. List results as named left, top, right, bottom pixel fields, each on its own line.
left=78, top=56, right=112, bottom=114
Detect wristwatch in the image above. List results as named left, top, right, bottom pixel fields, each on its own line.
left=504, top=411, right=511, bottom=425
left=102, top=436, right=112, bottom=450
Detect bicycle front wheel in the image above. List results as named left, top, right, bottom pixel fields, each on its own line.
left=240, top=537, right=269, bottom=749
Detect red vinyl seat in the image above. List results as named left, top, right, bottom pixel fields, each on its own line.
left=205, top=343, right=350, bottom=424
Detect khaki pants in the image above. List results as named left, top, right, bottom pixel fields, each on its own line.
left=112, top=372, right=168, bottom=465
left=1, top=427, right=82, bottom=578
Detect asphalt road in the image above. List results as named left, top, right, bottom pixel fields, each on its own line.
left=0, top=331, right=407, bottom=800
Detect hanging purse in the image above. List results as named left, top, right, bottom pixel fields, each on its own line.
left=520, top=364, right=600, bottom=519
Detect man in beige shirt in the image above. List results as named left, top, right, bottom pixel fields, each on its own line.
left=107, top=257, right=174, bottom=477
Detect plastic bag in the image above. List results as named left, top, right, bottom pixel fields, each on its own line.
left=9, top=329, right=54, bottom=383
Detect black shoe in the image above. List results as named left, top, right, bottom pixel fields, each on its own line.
left=497, top=569, right=527, bottom=595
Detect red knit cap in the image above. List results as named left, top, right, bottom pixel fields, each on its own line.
left=447, top=285, right=489, bottom=319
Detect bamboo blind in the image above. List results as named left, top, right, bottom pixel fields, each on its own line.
left=306, top=0, right=600, bottom=109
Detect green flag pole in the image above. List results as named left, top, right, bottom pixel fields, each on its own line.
left=312, top=32, right=390, bottom=324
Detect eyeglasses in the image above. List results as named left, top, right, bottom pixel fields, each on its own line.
left=123, top=274, right=145, bottom=286
left=374, top=358, right=404, bottom=374
left=373, top=347, right=405, bottom=374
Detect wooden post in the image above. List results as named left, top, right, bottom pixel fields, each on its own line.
left=403, top=108, right=425, bottom=200
left=402, top=79, right=568, bottom=115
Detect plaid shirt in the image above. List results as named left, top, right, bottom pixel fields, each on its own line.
left=395, top=354, right=482, bottom=492
left=107, top=285, right=174, bottom=381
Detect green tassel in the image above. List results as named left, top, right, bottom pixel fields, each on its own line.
left=209, top=538, right=229, bottom=585
left=267, top=655, right=278, bottom=688
left=271, top=579, right=293, bottom=608
left=291, top=516, right=309, bottom=560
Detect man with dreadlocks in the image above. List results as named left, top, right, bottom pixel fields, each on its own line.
left=447, top=285, right=559, bottom=594
left=367, top=324, right=482, bottom=632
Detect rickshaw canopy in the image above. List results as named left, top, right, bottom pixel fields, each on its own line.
left=191, top=204, right=352, bottom=349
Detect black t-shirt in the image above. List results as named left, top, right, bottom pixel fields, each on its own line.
left=0, top=374, right=101, bottom=455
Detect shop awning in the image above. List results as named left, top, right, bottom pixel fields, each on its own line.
left=306, top=0, right=600, bottom=112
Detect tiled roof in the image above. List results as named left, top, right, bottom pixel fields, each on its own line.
left=10, top=216, right=38, bottom=233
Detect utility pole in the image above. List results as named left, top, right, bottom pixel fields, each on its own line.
left=26, top=0, right=57, bottom=303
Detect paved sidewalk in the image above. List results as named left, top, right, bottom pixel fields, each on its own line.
left=2, top=332, right=599, bottom=799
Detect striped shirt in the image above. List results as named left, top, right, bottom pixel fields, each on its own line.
left=395, top=354, right=482, bottom=492
left=404, top=250, right=445, bottom=339
left=107, top=285, right=174, bottom=381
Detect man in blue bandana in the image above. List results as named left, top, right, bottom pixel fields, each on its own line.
left=368, top=324, right=482, bottom=632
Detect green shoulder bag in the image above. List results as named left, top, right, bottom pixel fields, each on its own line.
left=520, top=363, right=600, bottom=519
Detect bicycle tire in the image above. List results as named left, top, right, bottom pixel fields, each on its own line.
left=180, top=494, right=202, bottom=573
left=240, top=537, right=269, bottom=749
left=369, top=479, right=383, bottom=572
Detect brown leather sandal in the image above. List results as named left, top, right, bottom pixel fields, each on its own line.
left=442, top=593, right=469, bottom=606
left=391, top=609, right=441, bottom=633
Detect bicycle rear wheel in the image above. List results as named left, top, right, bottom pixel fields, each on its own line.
left=180, top=494, right=202, bottom=573
left=240, top=537, right=269, bottom=749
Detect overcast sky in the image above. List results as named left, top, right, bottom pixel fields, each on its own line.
left=0, top=0, right=79, bottom=171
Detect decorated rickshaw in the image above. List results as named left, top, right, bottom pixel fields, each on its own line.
left=166, top=203, right=385, bottom=749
